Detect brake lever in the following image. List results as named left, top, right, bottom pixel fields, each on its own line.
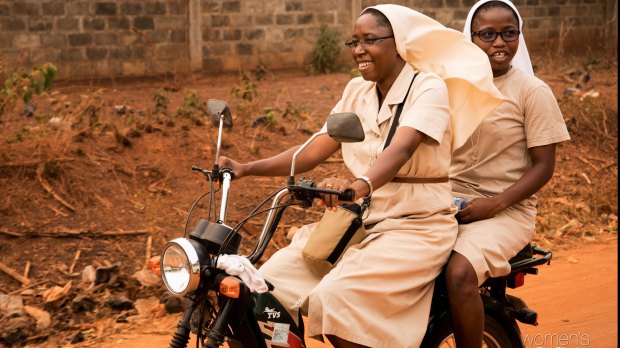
left=192, top=165, right=212, bottom=178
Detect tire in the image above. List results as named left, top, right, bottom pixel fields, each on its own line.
left=421, top=314, right=520, bottom=348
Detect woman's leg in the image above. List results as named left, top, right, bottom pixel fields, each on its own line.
left=445, top=251, right=483, bottom=348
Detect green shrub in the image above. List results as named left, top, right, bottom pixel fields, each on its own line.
left=176, top=89, right=207, bottom=124
left=153, top=88, right=169, bottom=114
left=1, top=63, right=58, bottom=116
left=308, top=25, right=341, bottom=74
left=230, top=71, right=258, bottom=102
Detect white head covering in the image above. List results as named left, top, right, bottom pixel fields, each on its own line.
left=463, top=0, right=534, bottom=76
left=368, top=4, right=503, bottom=152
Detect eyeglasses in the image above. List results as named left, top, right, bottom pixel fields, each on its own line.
left=344, top=35, right=394, bottom=50
left=472, top=30, right=520, bottom=42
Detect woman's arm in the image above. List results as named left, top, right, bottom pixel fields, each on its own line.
left=218, top=133, right=341, bottom=179
left=349, top=126, right=426, bottom=200
left=456, top=144, right=556, bottom=223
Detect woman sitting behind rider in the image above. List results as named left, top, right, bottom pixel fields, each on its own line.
left=446, top=1, right=571, bottom=347
left=219, top=4, right=500, bottom=348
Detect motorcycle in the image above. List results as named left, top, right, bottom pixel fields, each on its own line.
left=159, top=99, right=552, bottom=348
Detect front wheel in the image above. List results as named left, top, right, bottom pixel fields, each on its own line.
left=421, top=314, right=520, bottom=348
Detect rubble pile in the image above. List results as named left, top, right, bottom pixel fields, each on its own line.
left=0, top=257, right=184, bottom=347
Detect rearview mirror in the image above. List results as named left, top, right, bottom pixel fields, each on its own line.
left=289, top=112, right=364, bottom=185
left=206, top=99, right=233, bottom=128
left=326, top=112, right=365, bottom=143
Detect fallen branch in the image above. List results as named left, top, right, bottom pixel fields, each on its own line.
left=600, top=161, right=618, bottom=171
left=580, top=172, right=592, bottom=184
left=112, top=168, right=130, bottom=194
left=577, top=155, right=599, bottom=171
left=0, top=229, right=150, bottom=238
left=0, top=229, right=24, bottom=237
left=49, top=204, right=69, bottom=217
left=69, top=250, right=81, bottom=274
left=145, top=235, right=152, bottom=264
left=24, top=261, right=31, bottom=278
left=8, top=280, right=53, bottom=296
left=0, top=261, right=31, bottom=285
left=99, top=229, right=151, bottom=236
left=36, top=164, right=76, bottom=212
left=0, top=157, right=75, bottom=169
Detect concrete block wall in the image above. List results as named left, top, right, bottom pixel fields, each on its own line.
left=200, top=0, right=353, bottom=73
left=0, top=0, right=190, bottom=79
left=0, top=0, right=616, bottom=80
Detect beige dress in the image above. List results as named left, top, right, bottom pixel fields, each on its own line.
left=259, top=64, right=457, bottom=348
left=450, top=67, right=571, bottom=285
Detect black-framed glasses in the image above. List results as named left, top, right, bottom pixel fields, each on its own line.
left=344, top=35, right=394, bottom=50
left=472, top=30, right=520, bottom=42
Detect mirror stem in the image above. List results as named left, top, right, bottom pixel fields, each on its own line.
left=213, top=114, right=224, bottom=180
left=289, top=132, right=323, bottom=186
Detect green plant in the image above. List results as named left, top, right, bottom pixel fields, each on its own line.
left=281, top=101, right=308, bottom=119
left=176, top=89, right=207, bottom=123
left=263, top=108, right=279, bottom=128
left=253, top=63, right=269, bottom=81
left=230, top=72, right=258, bottom=102
left=1, top=62, right=58, bottom=116
left=308, top=25, right=341, bottom=74
left=153, top=88, right=169, bottom=114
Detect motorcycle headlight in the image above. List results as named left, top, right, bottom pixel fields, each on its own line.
left=161, top=238, right=206, bottom=297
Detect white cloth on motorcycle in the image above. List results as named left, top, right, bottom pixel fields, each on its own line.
left=216, top=254, right=268, bottom=293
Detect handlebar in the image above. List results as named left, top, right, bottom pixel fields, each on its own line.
left=192, top=166, right=354, bottom=202
left=192, top=165, right=235, bottom=182
left=289, top=178, right=355, bottom=204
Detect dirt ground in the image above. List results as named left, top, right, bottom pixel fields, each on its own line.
left=0, top=51, right=617, bottom=347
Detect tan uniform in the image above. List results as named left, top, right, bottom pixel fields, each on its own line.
left=259, top=64, right=457, bottom=348
left=450, top=67, right=571, bottom=285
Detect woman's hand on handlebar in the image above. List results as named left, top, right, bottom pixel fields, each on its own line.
left=315, top=178, right=353, bottom=210
left=218, top=156, right=246, bottom=179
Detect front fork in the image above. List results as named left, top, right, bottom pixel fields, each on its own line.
left=203, top=299, right=235, bottom=348
left=168, top=302, right=197, bottom=348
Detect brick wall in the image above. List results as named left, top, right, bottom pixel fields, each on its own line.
left=0, top=0, right=190, bottom=79
left=0, top=0, right=616, bottom=80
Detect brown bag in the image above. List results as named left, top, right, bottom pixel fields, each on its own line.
left=301, top=199, right=369, bottom=277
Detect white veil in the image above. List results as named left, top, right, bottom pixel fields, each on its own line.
left=369, top=4, right=503, bottom=152
left=463, top=0, right=534, bottom=76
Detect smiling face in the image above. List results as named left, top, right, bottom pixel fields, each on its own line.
left=351, top=12, right=405, bottom=94
left=471, top=6, right=520, bottom=77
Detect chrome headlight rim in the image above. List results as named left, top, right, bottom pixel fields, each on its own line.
left=161, top=237, right=202, bottom=297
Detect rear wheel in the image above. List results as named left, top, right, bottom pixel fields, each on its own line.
left=421, top=314, right=519, bottom=348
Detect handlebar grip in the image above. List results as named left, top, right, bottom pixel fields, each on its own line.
left=338, top=189, right=355, bottom=201
left=220, top=167, right=235, bottom=180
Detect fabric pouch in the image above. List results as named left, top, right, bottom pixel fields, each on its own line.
left=301, top=199, right=369, bottom=277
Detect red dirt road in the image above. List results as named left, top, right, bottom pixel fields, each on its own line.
left=93, top=239, right=617, bottom=348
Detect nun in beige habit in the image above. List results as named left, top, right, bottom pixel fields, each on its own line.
left=222, top=4, right=503, bottom=347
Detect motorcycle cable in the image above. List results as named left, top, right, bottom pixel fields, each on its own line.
left=211, top=188, right=284, bottom=265
left=216, top=197, right=297, bottom=264
left=183, top=171, right=222, bottom=238
left=195, top=297, right=218, bottom=348
left=215, top=201, right=297, bottom=265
